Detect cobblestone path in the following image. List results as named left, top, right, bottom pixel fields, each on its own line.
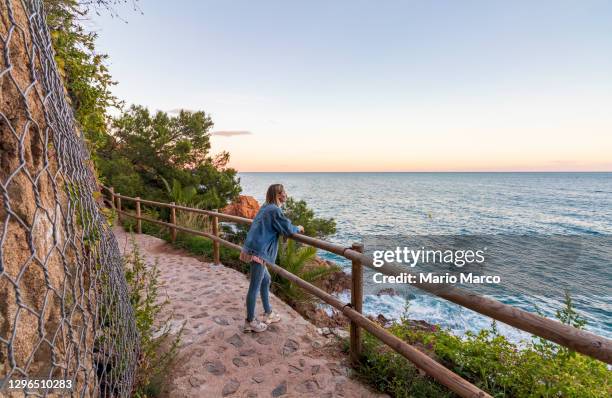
left=114, top=227, right=387, bottom=398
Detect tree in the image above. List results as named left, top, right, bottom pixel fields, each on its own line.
left=45, top=0, right=122, bottom=156
left=99, top=105, right=241, bottom=208
left=44, top=1, right=241, bottom=210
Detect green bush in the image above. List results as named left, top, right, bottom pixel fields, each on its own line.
left=121, top=210, right=167, bottom=239
left=356, top=296, right=610, bottom=398
left=356, top=329, right=453, bottom=397
left=45, top=0, right=121, bottom=160
left=174, top=232, right=240, bottom=262
left=283, top=197, right=336, bottom=239
left=274, top=239, right=338, bottom=303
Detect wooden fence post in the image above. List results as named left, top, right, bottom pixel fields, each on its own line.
left=212, top=209, right=220, bottom=265
left=116, top=194, right=122, bottom=223
left=350, top=242, right=364, bottom=366
left=135, top=197, right=141, bottom=234
left=109, top=186, right=115, bottom=210
left=170, top=202, right=177, bottom=243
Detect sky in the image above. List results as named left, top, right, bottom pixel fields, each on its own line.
left=91, top=1, right=612, bottom=172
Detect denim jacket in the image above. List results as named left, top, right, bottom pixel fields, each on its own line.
left=242, top=203, right=299, bottom=264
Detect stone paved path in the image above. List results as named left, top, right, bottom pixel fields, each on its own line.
left=114, top=227, right=387, bottom=398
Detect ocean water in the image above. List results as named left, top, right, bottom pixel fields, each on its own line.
left=237, top=172, right=612, bottom=342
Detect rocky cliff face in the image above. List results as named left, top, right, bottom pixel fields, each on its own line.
left=0, top=0, right=75, bottom=386
left=221, top=195, right=261, bottom=219
left=0, top=2, right=104, bottom=395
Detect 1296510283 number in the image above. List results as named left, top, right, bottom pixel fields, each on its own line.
left=6, top=379, right=73, bottom=390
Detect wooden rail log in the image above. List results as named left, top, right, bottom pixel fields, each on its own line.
left=103, top=186, right=612, bottom=364
left=289, top=235, right=612, bottom=364
left=113, top=208, right=489, bottom=397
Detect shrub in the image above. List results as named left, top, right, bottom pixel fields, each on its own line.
left=283, top=197, right=336, bottom=239
left=355, top=295, right=610, bottom=397
left=356, top=330, right=453, bottom=397
left=121, top=209, right=167, bottom=238
left=124, top=235, right=181, bottom=397
left=161, top=178, right=212, bottom=232
left=100, top=207, right=117, bottom=227
left=274, top=239, right=338, bottom=303
left=173, top=232, right=239, bottom=262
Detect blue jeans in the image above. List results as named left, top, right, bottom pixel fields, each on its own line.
left=246, top=261, right=272, bottom=322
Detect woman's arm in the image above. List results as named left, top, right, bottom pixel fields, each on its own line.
left=271, top=207, right=302, bottom=236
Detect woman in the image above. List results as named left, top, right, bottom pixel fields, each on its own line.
left=240, top=184, right=304, bottom=333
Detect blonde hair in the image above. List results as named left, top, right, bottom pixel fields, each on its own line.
left=265, top=184, right=285, bottom=206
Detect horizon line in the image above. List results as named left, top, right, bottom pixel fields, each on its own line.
left=236, top=170, right=612, bottom=173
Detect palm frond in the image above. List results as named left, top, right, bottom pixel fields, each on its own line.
left=301, top=266, right=337, bottom=282
left=295, top=245, right=317, bottom=266
left=160, top=175, right=171, bottom=194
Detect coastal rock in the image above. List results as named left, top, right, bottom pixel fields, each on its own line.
left=221, top=195, right=260, bottom=219
left=300, top=305, right=348, bottom=328
left=376, top=288, right=398, bottom=297
left=332, top=328, right=349, bottom=339
left=376, top=314, right=391, bottom=327
left=311, top=341, right=324, bottom=349
left=316, top=327, right=332, bottom=337
left=315, top=269, right=352, bottom=294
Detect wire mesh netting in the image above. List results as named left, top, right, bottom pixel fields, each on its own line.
left=0, top=0, right=139, bottom=396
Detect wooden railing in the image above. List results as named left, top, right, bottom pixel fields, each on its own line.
left=101, top=186, right=612, bottom=398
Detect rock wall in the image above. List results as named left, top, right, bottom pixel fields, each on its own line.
left=0, top=1, right=93, bottom=395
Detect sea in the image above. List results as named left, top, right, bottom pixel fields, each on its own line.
left=237, top=172, right=612, bottom=342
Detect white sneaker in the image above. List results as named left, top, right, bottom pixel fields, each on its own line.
left=243, top=319, right=268, bottom=333
left=261, top=311, right=281, bottom=324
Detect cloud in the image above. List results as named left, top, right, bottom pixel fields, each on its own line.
left=211, top=130, right=253, bottom=137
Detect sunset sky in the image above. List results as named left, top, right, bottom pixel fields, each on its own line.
left=92, top=1, right=612, bottom=172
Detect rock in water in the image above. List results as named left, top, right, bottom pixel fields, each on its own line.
left=221, top=195, right=260, bottom=219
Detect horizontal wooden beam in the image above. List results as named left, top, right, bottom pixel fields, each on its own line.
left=103, top=186, right=612, bottom=364
left=114, top=208, right=490, bottom=398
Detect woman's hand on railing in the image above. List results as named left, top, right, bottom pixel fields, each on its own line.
left=296, top=225, right=304, bottom=233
